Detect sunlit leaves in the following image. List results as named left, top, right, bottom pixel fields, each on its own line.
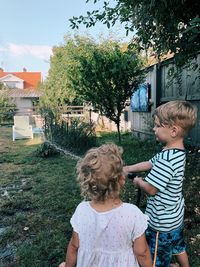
left=40, top=34, right=144, bottom=141
left=69, top=0, right=200, bottom=64
left=65, top=37, right=144, bottom=141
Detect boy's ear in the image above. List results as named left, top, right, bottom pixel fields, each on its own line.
left=171, top=125, right=180, bottom=137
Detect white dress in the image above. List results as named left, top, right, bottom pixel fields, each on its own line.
left=70, top=201, right=149, bottom=267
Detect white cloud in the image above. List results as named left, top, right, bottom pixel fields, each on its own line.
left=0, top=47, right=7, bottom=52
left=9, top=43, right=53, bottom=59
left=1, top=43, right=53, bottom=60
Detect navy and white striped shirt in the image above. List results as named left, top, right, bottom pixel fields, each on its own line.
left=145, top=148, right=186, bottom=232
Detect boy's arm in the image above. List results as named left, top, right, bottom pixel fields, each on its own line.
left=123, top=161, right=152, bottom=175
left=133, top=233, right=153, bottom=267
left=59, top=231, right=79, bottom=267
left=133, top=177, right=158, bottom=196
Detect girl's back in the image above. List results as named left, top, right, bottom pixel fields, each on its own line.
left=71, top=201, right=148, bottom=267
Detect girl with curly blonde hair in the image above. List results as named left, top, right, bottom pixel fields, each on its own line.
left=59, top=143, right=152, bottom=267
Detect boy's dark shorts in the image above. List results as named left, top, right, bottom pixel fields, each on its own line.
left=146, top=225, right=186, bottom=267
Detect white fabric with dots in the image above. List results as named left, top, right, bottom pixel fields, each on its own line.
left=70, top=201, right=148, bottom=267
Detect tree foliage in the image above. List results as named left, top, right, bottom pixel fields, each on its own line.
left=70, top=0, right=200, bottom=64
left=66, top=36, right=144, bottom=142
left=41, top=35, right=144, bottom=142
left=39, top=35, right=96, bottom=113
left=0, top=82, right=7, bottom=90
left=0, top=87, right=16, bottom=124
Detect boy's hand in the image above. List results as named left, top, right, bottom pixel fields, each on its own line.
left=134, top=177, right=158, bottom=196
left=127, top=172, right=137, bottom=180
left=133, top=177, right=142, bottom=188
left=123, top=166, right=129, bottom=175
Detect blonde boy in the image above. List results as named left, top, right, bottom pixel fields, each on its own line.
left=124, top=100, right=197, bottom=267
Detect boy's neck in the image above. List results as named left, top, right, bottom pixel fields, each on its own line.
left=164, top=138, right=184, bottom=150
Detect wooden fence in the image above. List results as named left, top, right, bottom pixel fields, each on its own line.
left=129, top=55, right=200, bottom=146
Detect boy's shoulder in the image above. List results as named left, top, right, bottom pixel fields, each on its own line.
left=156, top=148, right=185, bottom=159
left=151, top=149, right=186, bottom=167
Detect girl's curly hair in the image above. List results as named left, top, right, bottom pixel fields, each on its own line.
left=76, top=143, right=124, bottom=201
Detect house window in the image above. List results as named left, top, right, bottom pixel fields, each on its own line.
left=5, top=82, right=17, bottom=89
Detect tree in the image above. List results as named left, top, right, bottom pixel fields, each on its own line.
left=70, top=0, right=200, bottom=64
left=41, top=35, right=144, bottom=142
left=39, top=35, right=97, bottom=113
left=66, top=37, right=144, bottom=142
left=0, top=84, right=16, bottom=125
left=0, top=82, right=7, bottom=90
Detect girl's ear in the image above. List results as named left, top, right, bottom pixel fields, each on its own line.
left=118, top=174, right=125, bottom=187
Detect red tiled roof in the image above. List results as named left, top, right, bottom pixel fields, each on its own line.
left=0, top=71, right=42, bottom=89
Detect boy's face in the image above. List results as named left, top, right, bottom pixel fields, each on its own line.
left=153, top=116, right=172, bottom=144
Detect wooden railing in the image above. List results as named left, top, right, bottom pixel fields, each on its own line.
left=61, top=105, right=84, bottom=120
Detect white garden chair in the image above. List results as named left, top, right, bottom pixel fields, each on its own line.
left=12, top=116, right=33, bottom=141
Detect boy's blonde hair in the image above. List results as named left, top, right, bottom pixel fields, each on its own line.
left=153, top=100, right=197, bottom=135
left=76, top=143, right=123, bottom=201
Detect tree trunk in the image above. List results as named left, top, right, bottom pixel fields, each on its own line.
left=116, top=121, right=121, bottom=143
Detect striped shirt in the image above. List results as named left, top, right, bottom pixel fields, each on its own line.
left=145, top=148, right=186, bottom=232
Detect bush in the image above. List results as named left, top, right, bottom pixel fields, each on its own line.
left=36, top=142, right=60, bottom=158
left=45, top=119, right=96, bottom=155
left=0, top=94, right=16, bottom=125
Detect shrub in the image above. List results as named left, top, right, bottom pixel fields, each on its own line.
left=45, top=118, right=96, bottom=155
left=0, top=93, right=16, bottom=125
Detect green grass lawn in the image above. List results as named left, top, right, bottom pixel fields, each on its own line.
left=0, top=127, right=199, bottom=267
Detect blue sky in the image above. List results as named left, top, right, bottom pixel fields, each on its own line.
left=0, top=0, right=129, bottom=79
